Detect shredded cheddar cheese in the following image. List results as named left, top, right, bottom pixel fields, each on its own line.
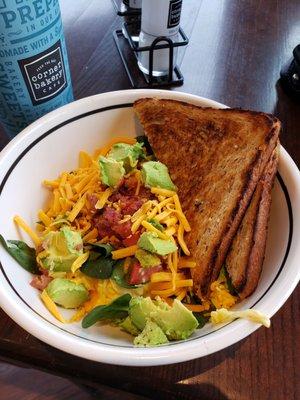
left=151, top=187, right=177, bottom=197
left=184, top=303, right=211, bottom=312
left=135, top=171, right=141, bottom=196
left=13, top=215, right=41, bottom=247
left=67, top=196, right=86, bottom=222
left=141, top=220, right=169, bottom=240
left=112, top=245, right=139, bottom=260
left=15, top=136, right=199, bottom=326
left=177, top=223, right=190, bottom=256
left=71, top=252, right=90, bottom=273
left=41, top=289, right=66, bottom=323
left=178, top=258, right=196, bottom=269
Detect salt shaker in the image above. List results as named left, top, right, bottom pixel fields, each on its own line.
left=138, top=0, right=183, bottom=76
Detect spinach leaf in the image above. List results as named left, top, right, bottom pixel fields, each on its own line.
left=88, top=250, right=102, bottom=261
left=88, top=243, right=113, bottom=257
left=0, top=234, right=39, bottom=274
left=82, top=293, right=132, bottom=328
left=81, top=243, right=115, bottom=279
left=112, top=260, right=140, bottom=289
left=193, top=312, right=210, bottom=329
left=81, top=257, right=114, bottom=279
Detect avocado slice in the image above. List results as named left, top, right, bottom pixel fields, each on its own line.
left=135, top=248, right=161, bottom=268
left=141, top=161, right=176, bottom=191
left=46, top=278, right=89, bottom=309
left=41, top=227, right=83, bottom=272
left=137, top=232, right=177, bottom=256
left=151, top=299, right=198, bottom=340
left=134, top=319, right=169, bottom=347
left=99, top=156, right=125, bottom=188
left=119, top=316, right=140, bottom=336
left=129, top=296, right=198, bottom=341
left=129, top=296, right=157, bottom=330
left=107, top=142, right=145, bottom=172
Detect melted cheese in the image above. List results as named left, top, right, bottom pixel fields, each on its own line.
left=210, top=308, right=271, bottom=328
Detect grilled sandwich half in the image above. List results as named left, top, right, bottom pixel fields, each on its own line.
left=134, top=98, right=281, bottom=299
left=225, top=147, right=279, bottom=299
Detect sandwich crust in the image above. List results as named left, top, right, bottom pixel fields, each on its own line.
left=134, top=98, right=280, bottom=298
left=227, top=148, right=279, bottom=299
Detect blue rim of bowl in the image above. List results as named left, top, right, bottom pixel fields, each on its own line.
left=0, top=103, right=293, bottom=349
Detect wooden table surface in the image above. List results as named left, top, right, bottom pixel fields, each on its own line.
left=0, top=1, right=300, bottom=399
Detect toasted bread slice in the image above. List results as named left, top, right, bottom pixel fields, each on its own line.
left=226, top=147, right=279, bottom=299
left=134, top=98, right=280, bottom=298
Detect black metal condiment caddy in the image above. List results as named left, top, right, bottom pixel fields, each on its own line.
left=112, top=0, right=189, bottom=88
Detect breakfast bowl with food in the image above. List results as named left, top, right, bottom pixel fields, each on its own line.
left=0, top=89, right=299, bottom=366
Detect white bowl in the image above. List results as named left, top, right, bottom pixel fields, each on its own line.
left=0, top=89, right=299, bottom=366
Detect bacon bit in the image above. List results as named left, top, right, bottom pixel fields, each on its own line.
left=112, top=221, right=132, bottom=239
left=93, top=207, right=121, bottom=239
left=119, top=176, right=138, bottom=195
left=104, top=207, right=121, bottom=224
left=93, top=207, right=133, bottom=240
left=138, top=186, right=153, bottom=200
left=86, top=194, right=98, bottom=212
left=30, top=274, right=52, bottom=291
left=119, top=195, right=143, bottom=215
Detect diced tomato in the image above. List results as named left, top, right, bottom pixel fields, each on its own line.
left=128, top=262, right=162, bottom=285
left=122, top=231, right=141, bottom=247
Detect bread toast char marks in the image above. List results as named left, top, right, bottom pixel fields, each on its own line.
left=226, top=148, right=279, bottom=299
left=133, top=98, right=281, bottom=299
